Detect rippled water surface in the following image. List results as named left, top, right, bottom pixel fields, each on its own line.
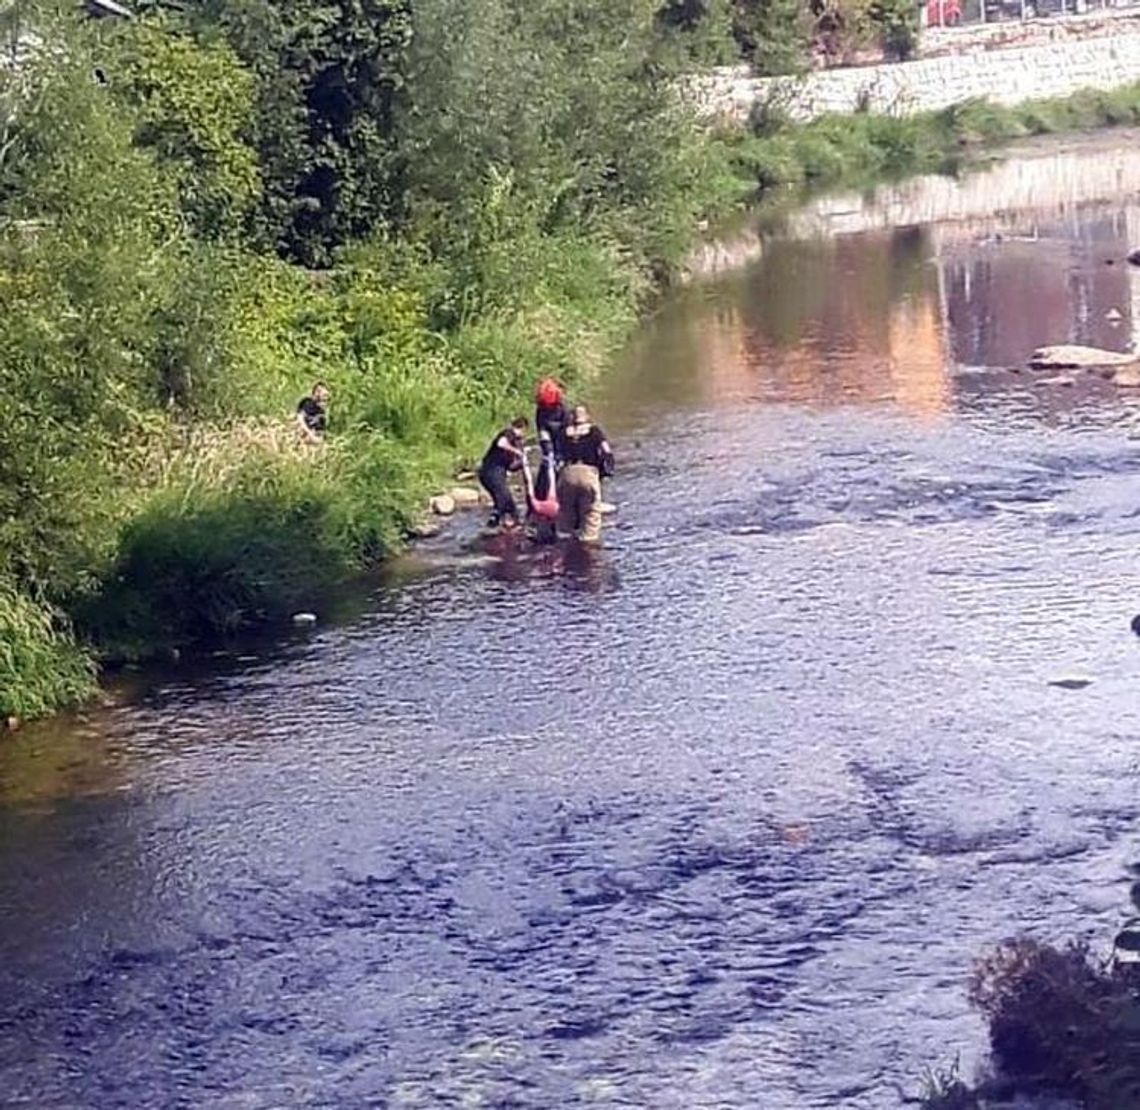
left=7, top=133, right=1140, bottom=1108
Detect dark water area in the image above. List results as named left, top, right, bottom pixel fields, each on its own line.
left=7, top=132, right=1140, bottom=1107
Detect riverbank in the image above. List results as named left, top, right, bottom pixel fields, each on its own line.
left=0, top=4, right=744, bottom=724
left=721, top=81, right=1140, bottom=202
left=8, top=11, right=1140, bottom=723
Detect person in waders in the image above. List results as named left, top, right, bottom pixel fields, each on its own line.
left=556, top=404, right=614, bottom=544
left=479, top=416, right=528, bottom=528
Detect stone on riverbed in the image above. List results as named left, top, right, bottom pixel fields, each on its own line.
left=1028, top=344, right=1139, bottom=370
left=408, top=517, right=442, bottom=539
left=292, top=612, right=317, bottom=626
left=449, top=486, right=482, bottom=509
left=429, top=494, right=456, bottom=516
left=1111, top=364, right=1140, bottom=387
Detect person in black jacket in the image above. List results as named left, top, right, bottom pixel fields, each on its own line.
left=556, top=405, right=614, bottom=544
left=535, top=378, right=568, bottom=454
left=295, top=382, right=330, bottom=443
left=478, top=417, right=528, bottom=528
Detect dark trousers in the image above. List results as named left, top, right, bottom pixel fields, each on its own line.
left=479, top=464, right=517, bottom=522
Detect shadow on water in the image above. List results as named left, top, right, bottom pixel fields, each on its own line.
left=9, top=130, right=1140, bottom=1108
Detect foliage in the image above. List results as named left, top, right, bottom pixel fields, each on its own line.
left=177, top=0, right=413, bottom=265
left=0, top=582, right=95, bottom=719
left=0, top=20, right=182, bottom=597
left=919, top=1057, right=978, bottom=1109
left=729, top=82, right=1140, bottom=200
left=109, top=15, right=260, bottom=240
left=919, top=936, right=1140, bottom=1108
left=656, top=0, right=915, bottom=75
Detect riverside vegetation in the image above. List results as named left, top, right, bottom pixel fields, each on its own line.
left=6, top=0, right=1140, bottom=721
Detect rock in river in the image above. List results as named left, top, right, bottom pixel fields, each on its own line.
left=1028, top=344, right=1139, bottom=370
left=1047, top=676, right=1093, bottom=690
left=429, top=494, right=456, bottom=516
left=449, top=486, right=482, bottom=509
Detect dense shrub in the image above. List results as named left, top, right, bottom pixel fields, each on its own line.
left=0, top=583, right=95, bottom=720
left=922, top=908, right=1140, bottom=1106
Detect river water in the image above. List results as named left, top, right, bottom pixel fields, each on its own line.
left=6, top=132, right=1140, bottom=1109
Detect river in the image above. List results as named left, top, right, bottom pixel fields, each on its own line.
left=5, top=131, right=1140, bottom=1109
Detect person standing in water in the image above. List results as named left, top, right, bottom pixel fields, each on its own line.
left=479, top=416, right=529, bottom=528
left=534, top=378, right=568, bottom=453
left=556, top=404, right=614, bottom=544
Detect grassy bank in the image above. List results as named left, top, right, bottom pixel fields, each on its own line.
left=0, top=2, right=751, bottom=721
left=723, top=82, right=1140, bottom=195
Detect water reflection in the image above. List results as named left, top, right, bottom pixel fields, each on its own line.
left=609, top=133, right=1140, bottom=429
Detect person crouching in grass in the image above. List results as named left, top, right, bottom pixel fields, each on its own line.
left=296, top=381, right=331, bottom=444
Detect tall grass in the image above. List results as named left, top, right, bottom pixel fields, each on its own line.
left=0, top=583, right=96, bottom=719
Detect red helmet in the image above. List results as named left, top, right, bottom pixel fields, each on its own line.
left=535, top=378, right=562, bottom=407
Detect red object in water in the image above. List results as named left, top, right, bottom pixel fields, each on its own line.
left=522, top=452, right=559, bottom=520
left=535, top=378, right=562, bottom=407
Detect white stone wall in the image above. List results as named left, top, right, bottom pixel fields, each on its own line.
left=690, top=32, right=1140, bottom=123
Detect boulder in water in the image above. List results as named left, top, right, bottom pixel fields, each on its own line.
left=1130, top=613, right=1140, bottom=636
left=1128, top=249, right=1140, bottom=267
left=429, top=494, right=456, bottom=516
left=449, top=486, right=482, bottom=509
left=1111, top=365, right=1140, bottom=388
left=408, top=517, right=442, bottom=539
left=1028, top=344, right=1139, bottom=370
left=292, top=612, right=317, bottom=627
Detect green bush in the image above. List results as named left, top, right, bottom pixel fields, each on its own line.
left=0, top=583, right=95, bottom=719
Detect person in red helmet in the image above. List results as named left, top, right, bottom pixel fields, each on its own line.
left=534, top=378, right=569, bottom=451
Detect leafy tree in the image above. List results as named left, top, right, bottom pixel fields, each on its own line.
left=184, top=0, right=412, bottom=265
left=109, top=15, right=261, bottom=240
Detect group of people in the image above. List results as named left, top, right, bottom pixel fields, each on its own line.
left=478, top=378, right=615, bottom=545
left=294, top=376, right=616, bottom=545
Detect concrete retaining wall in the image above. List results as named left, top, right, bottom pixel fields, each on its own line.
left=691, top=29, right=1140, bottom=122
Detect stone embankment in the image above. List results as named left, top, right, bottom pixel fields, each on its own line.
left=689, top=12, right=1140, bottom=123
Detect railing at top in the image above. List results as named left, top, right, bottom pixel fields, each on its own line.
left=922, top=0, right=1140, bottom=29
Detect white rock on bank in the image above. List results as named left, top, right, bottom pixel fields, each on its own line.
left=292, top=612, right=317, bottom=626
left=599, top=501, right=617, bottom=515
left=429, top=494, right=456, bottom=516
left=449, top=486, right=482, bottom=509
